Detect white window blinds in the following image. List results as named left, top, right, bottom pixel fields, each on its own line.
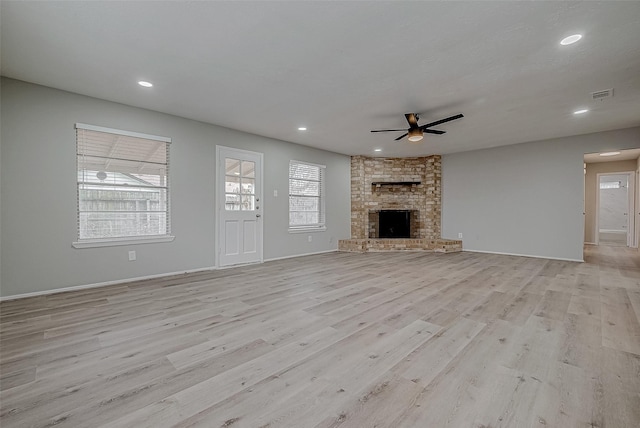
left=289, top=160, right=325, bottom=229
left=76, top=123, right=171, bottom=241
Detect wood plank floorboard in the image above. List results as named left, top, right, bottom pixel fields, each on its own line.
left=1, top=246, right=639, bottom=427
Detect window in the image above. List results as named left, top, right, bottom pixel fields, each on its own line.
left=74, top=123, right=173, bottom=247
left=289, top=160, right=326, bottom=231
left=600, top=181, right=621, bottom=190
left=224, top=158, right=256, bottom=211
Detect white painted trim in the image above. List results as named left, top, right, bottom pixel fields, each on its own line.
left=288, top=226, right=327, bottom=233
left=595, top=173, right=600, bottom=246
left=2, top=250, right=341, bottom=300
left=628, top=171, right=636, bottom=247
left=72, top=235, right=175, bottom=248
left=0, top=266, right=217, bottom=302
left=216, top=261, right=262, bottom=270
left=463, top=249, right=583, bottom=263
left=584, top=242, right=597, bottom=245
left=264, top=249, right=337, bottom=262
left=636, top=163, right=640, bottom=248
left=75, top=123, right=171, bottom=143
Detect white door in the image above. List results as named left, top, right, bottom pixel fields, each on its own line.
left=217, top=146, right=263, bottom=267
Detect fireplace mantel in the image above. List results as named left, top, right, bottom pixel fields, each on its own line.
left=371, top=181, right=421, bottom=187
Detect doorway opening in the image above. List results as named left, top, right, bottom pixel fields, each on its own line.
left=596, top=173, right=634, bottom=247
left=583, top=148, right=640, bottom=254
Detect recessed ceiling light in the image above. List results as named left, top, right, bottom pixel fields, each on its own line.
left=560, top=34, right=582, bottom=46
left=599, top=151, right=621, bottom=157
left=298, top=127, right=307, bottom=131
left=138, top=81, right=153, bottom=88
left=374, top=148, right=382, bottom=152
left=573, top=109, right=589, bottom=115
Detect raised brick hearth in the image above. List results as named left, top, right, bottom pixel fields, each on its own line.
left=339, top=155, right=461, bottom=253
left=339, top=238, right=462, bottom=253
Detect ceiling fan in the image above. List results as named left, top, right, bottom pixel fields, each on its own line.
left=371, top=113, right=464, bottom=142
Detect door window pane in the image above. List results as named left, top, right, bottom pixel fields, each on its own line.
left=241, top=161, right=255, bottom=178
left=225, top=175, right=240, bottom=194
left=241, top=178, right=255, bottom=194
left=225, top=194, right=241, bottom=210
left=226, top=158, right=240, bottom=176
left=225, top=158, right=257, bottom=211
left=242, top=195, right=255, bottom=210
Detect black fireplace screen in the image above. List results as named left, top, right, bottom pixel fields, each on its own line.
left=379, top=210, right=411, bottom=238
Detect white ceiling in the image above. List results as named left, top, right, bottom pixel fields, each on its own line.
left=584, top=148, right=640, bottom=163
left=2, top=1, right=640, bottom=157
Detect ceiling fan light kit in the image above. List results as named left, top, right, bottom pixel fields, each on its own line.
left=371, top=113, right=464, bottom=142
left=407, top=128, right=424, bottom=142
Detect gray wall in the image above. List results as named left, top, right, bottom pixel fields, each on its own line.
left=584, top=162, right=637, bottom=243
left=442, top=127, right=640, bottom=261
left=0, top=78, right=351, bottom=297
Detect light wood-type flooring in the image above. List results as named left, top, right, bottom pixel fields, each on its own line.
left=1, top=246, right=639, bottom=427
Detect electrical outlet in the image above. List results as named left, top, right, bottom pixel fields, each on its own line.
left=458, top=233, right=463, bottom=239
left=273, top=189, right=278, bottom=197
left=308, top=235, right=312, bottom=242
left=128, top=250, right=136, bottom=261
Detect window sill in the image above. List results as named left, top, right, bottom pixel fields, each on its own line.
left=72, top=235, right=175, bottom=249
left=288, top=226, right=327, bottom=234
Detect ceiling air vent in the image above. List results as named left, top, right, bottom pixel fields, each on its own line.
left=591, top=88, right=613, bottom=101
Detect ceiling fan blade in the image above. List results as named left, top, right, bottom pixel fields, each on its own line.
left=371, top=129, right=408, bottom=133
left=424, top=129, right=445, bottom=135
left=394, top=133, right=408, bottom=141
left=405, top=113, right=419, bottom=127
left=420, top=113, right=464, bottom=130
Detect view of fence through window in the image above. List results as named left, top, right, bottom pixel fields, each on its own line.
left=224, top=158, right=256, bottom=211
left=76, top=124, right=171, bottom=240
left=289, top=160, right=325, bottom=228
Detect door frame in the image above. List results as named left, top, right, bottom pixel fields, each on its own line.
left=215, top=145, right=264, bottom=267
left=595, top=171, right=636, bottom=247
left=636, top=167, right=640, bottom=248
left=630, top=171, right=637, bottom=247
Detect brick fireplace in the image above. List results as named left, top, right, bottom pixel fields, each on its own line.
left=339, top=155, right=461, bottom=253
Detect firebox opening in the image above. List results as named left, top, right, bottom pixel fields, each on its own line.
left=379, top=210, right=410, bottom=238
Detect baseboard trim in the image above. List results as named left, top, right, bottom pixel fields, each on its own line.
left=217, top=261, right=262, bottom=270
left=463, top=249, right=584, bottom=263
left=1, top=249, right=341, bottom=301
left=0, top=266, right=218, bottom=302
left=264, top=249, right=338, bottom=262
left=584, top=242, right=597, bottom=246
left=4, top=247, right=580, bottom=301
